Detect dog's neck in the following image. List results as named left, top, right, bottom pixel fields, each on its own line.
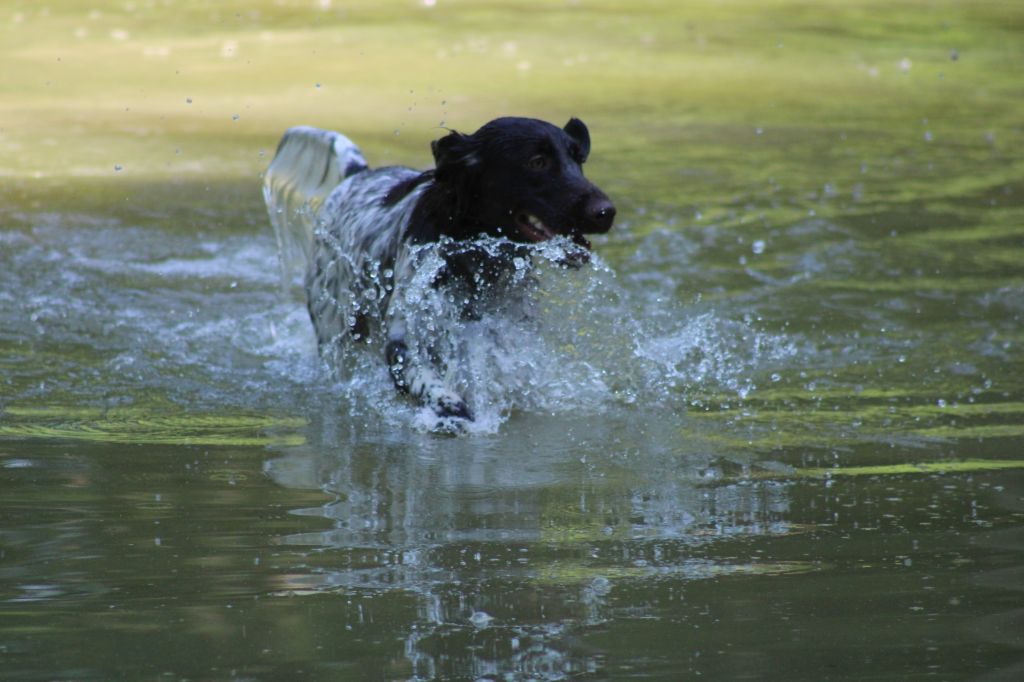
left=404, top=176, right=484, bottom=245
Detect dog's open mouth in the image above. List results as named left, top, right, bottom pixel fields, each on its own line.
left=515, top=213, right=555, bottom=242
left=515, top=213, right=592, bottom=249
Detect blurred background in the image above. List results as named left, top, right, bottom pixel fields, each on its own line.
left=4, top=0, right=1020, bottom=215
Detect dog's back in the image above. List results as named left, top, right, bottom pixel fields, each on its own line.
left=263, top=126, right=430, bottom=362
left=308, top=164, right=428, bottom=357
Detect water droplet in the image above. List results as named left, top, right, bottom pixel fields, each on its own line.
left=469, top=611, right=493, bottom=627
left=937, top=399, right=947, bottom=408
left=752, top=239, right=766, bottom=255
left=770, top=372, right=781, bottom=382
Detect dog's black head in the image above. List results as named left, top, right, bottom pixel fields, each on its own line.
left=409, top=117, right=615, bottom=248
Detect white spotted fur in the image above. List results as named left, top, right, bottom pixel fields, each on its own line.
left=264, top=127, right=469, bottom=421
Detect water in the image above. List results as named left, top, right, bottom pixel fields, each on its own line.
left=3, top=1, right=1024, bottom=679
left=3, top=170, right=1022, bottom=678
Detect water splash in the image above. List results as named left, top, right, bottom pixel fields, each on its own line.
left=291, top=232, right=798, bottom=433
left=1, top=215, right=802, bottom=435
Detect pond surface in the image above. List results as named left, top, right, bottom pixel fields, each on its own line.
left=2, top=1, right=1024, bottom=680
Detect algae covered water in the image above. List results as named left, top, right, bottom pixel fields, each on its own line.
left=2, top=1, right=1024, bottom=679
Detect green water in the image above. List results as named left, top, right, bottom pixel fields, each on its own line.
left=2, top=1, right=1023, bottom=679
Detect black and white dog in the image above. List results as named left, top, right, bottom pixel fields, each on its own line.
left=263, top=117, right=615, bottom=425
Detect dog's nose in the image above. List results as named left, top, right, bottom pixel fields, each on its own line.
left=588, top=197, right=616, bottom=233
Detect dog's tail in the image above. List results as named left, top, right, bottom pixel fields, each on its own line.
left=262, top=126, right=368, bottom=283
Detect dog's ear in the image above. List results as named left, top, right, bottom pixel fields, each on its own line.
left=431, top=130, right=479, bottom=182
left=563, top=118, right=591, bottom=163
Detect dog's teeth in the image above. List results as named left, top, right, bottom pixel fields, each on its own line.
left=527, top=215, right=551, bottom=235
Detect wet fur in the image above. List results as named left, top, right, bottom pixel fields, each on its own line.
left=274, top=117, right=615, bottom=426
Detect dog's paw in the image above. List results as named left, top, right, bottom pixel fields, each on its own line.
left=436, top=394, right=473, bottom=422
left=423, top=392, right=473, bottom=435
left=432, top=414, right=472, bottom=435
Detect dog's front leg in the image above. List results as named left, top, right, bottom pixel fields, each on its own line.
left=384, top=324, right=473, bottom=422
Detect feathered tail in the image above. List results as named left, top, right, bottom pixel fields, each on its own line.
left=262, top=126, right=368, bottom=284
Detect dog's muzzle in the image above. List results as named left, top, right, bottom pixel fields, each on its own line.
left=586, top=195, right=616, bottom=233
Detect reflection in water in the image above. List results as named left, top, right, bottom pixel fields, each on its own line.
left=971, top=487, right=1024, bottom=680
left=264, top=417, right=803, bottom=679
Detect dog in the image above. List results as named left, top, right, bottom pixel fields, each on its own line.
left=263, top=116, right=615, bottom=426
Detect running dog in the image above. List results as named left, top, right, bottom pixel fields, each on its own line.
left=263, top=116, right=615, bottom=425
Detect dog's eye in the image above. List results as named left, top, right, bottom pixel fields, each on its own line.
left=527, top=155, right=550, bottom=171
